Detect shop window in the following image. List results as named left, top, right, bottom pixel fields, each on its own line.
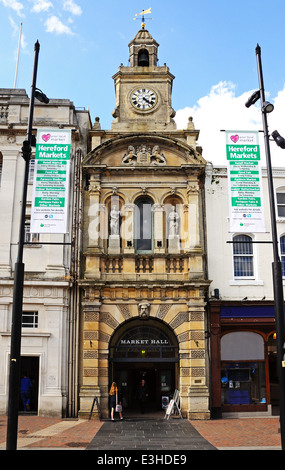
left=233, top=234, right=254, bottom=277
left=221, top=332, right=266, bottom=405
left=280, top=235, right=285, bottom=277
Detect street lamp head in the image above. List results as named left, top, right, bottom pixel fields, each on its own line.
left=35, top=88, right=49, bottom=104
left=262, top=101, right=274, bottom=114
left=272, top=130, right=285, bottom=149
left=245, top=90, right=260, bottom=108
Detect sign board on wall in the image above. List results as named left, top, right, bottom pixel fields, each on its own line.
left=226, top=130, right=265, bottom=233
left=31, top=129, right=71, bottom=234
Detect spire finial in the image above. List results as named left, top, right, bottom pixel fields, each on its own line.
left=133, top=8, right=152, bottom=29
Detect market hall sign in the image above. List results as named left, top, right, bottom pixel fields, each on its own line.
left=120, top=339, right=169, bottom=345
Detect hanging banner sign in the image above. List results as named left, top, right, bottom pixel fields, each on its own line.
left=226, top=130, right=265, bottom=232
left=30, top=128, right=71, bottom=234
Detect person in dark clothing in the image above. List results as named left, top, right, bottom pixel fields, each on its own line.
left=109, top=382, right=123, bottom=421
left=20, top=375, right=32, bottom=412
left=137, top=379, right=149, bottom=414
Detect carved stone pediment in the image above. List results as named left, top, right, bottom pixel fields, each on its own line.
left=122, top=144, right=166, bottom=166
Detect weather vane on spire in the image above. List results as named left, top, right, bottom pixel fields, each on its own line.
left=133, top=8, right=152, bottom=29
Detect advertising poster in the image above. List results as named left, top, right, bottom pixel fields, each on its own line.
left=226, top=130, right=265, bottom=233
left=30, top=128, right=71, bottom=234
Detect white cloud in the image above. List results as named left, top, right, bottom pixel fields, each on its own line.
left=175, top=81, right=285, bottom=167
left=0, top=0, right=24, bottom=16
left=8, top=15, right=19, bottom=36
left=45, top=15, right=74, bottom=35
left=63, top=0, right=81, bottom=15
left=9, top=16, right=27, bottom=51
left=30, top=0, right=53, bottom=13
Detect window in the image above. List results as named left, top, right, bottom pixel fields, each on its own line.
left=221, top=332, right=266, bottom=406
left=24, top=218, right=39, bottom=244
left=28, top=159, right=35, bottom=183
left=22, top=311, right=38, bottom=328
left=134, top=197, right=153, bottom=252
left=233, top=234, right=254, bottom=277
left=277, top=189, right=285, bottom=217
left=281, top=235, right=285, bottom=277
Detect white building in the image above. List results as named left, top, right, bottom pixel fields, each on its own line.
left=0, top=89, right=91, bottom=417
left=205, top=161, right=285, bottom=417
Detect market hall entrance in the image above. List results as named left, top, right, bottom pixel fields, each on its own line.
left=109, top=319, right=179, bottom=415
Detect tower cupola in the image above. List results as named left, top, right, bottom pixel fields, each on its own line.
left=128, top=28, right=159, bottom=67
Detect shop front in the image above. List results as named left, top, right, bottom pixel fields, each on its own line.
left=210, top=302, right=278, bottom=417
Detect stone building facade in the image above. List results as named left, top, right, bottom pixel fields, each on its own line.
left=0, top=89, right=91, bottom=417
left=78, top=28, right=211, bottom=419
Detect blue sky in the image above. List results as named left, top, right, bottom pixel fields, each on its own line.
left=1, top=0, right=285, bottom=166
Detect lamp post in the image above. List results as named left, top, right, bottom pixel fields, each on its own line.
left=246, top=44, right=285, bottom=450
left=6, top=41, right=49, bottom=451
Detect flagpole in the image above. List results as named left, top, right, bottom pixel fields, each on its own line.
left=14, top=22, right=22, bottom=88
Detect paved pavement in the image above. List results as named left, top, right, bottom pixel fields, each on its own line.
left=86, top=417, right=216, bottom=451
left=0, top=414, right=282, bottom=451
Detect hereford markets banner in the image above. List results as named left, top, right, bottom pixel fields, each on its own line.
left=226, top=130, right=265, bottom=232
left=30, top=129, right=71, bottom=234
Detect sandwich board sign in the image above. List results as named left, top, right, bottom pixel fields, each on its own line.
left=164, top=389, right=182, bottom=420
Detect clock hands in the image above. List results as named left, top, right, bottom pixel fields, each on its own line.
left=142, top=96, right=152, bottom=104
left=131, top=89, right=157, bottom=109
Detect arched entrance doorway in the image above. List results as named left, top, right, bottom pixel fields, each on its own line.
left=109, top=318, right=179, bottom=414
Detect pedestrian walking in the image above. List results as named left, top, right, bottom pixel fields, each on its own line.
left=109, top=382, right=123, bottom=421
left=20, top=374, right=33, bottom=412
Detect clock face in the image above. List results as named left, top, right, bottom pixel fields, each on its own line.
left=131, top=88, right=157, bottom=110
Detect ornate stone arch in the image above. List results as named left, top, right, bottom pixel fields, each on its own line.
left=130, top=189, right=158, bottom=205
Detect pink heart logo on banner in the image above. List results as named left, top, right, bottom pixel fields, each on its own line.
left=42, top=134, right=51, bottom=142
left=230, top=134, right=239, bottom=143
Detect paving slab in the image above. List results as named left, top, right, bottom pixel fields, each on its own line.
left=86, top=417, right=217, bottom=451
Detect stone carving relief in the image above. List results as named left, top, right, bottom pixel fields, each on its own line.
left=138, top=302, right=150, bottom=319
left=122, top=145, right=166, bottom=166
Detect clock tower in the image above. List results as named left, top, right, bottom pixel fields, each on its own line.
left=111, top=27, right=176, bottom=131
left=79, top=23, right=211, bottom=421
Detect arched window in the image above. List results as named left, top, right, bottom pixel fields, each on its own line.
left=233, top=234, right=254, bottom=277
left=221, top=332, right=266, bottom=405
left=134, top=197, right=153, bottom=252
left=138, top=49, right=149, bottom=66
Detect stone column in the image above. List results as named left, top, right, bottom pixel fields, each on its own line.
left=187, top=300, right=210, bottom=419
left=123, top=204, right=135, bottom=253
left=79, top=301, right=101, bottom=419
left=0, top=149, right=19, bottom=277
left=187, top=180, right=201, bottom=250
left=87, top=175, right=101, bottom=250
left=153, top=204, right=165, bottom=253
